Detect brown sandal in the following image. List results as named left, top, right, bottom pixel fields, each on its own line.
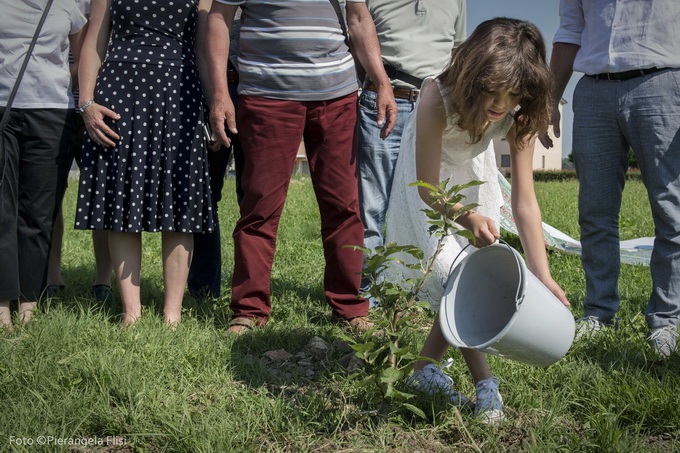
left=333, top=314, right=375, bottom=333
left=348, top=316, right=375, bottom=333
left=227, top=317, right=255, bottom=335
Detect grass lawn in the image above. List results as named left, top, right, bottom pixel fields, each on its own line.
left=1, top=176, right=678, bottom=452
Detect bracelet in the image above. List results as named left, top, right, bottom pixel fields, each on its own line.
left=76, top=100, right=95, bottom=114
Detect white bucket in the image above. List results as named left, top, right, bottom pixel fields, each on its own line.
left=439, top=242, right=575, bottom=367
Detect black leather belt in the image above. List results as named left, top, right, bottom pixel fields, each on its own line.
left=587, top=67, right=665, bottom=81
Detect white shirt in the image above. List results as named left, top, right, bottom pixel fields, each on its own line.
left=76, top=0, right=91, bottom=15
left=0, top=0, right=88, bottom=108
left=553, top=0, right=680, bottom=75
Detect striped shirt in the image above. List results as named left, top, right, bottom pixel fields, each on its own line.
left=216, top=0, right=364, bottom=101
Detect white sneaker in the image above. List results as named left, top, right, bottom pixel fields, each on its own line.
left=574, top=316, right=603, bottom=341
left=648, top=325, right=679, bottom=359
left=406, top=360, right=470, bottom=407
left=474, top=377, right=504, bottom=424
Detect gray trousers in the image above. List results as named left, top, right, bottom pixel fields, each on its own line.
left=572, top=69, right=680, bottom=329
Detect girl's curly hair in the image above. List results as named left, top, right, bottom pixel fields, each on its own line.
left=438, top=17, right=552, bottom=147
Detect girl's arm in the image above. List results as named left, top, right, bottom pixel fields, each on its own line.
left=78, top=0, right=120, bottom=147
left=414, top=79, right=499, bottom=248
left=508, top=125, right=570, bottom=306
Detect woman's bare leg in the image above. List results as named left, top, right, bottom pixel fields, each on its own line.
left=109, top=232, right=142, bottom=326
left=161, top=232, right=193, bottom=325
left=0, top=301, right=12, bottom=330
left=92, top=230, right=113, bottom=286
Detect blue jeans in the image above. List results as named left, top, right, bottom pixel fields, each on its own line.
left=357, top=89, right=415, bottom=254
left=572, top=69, right=680, bottom=329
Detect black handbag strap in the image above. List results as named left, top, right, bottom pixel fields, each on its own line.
left=328, top=0, right=423, bottom=89
left=382, top=63, right=424, bottom=89
left=0, top=0, right=56, bottom=133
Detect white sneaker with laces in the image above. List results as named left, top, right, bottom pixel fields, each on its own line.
left=574, top=316, right=603, bottom=341
left=406, top=359, right=470, bottom=407
left=474, top=377, right=504, bottom=424
left=648, top=325, right=679, bottom=359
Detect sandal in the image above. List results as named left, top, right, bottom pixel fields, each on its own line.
left=333, top=314, right=375, bottom=334
left=227, top=316, right=256, bottom=335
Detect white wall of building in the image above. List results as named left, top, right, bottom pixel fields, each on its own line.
left=493, top=100, right=565, bottom=170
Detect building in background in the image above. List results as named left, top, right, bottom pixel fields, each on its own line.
left=494, top=99, right=566, bottom=171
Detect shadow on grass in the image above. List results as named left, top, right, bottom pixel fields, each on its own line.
left=48, top=263, right=331, bottom=330
left=223, top=326, right=432, bottom=436
left=225, top=329, right=340, bottom=386
left=41, top=263, right=167, bottom=323
left=186, top=275, right=329, bottom=331
left=225, top=326, right=368, bottom=431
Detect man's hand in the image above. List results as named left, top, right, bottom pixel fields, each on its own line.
left=345, top=1, right=397, bottom=138
left=209, top=97, right=237, bottom=148
left=375, top=84, right=397, bottom=139
left=539, top=102, right=561, bottom=149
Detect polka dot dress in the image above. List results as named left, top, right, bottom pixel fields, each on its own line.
left=75, top=0, right=213, bottom=233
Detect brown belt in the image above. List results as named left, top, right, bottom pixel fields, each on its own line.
left=227, top=70, right=239, bottom=83
left=366, top=82, right=419, bottom=101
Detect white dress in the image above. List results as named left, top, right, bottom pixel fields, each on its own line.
left=385, top=78, right=514, bottom=310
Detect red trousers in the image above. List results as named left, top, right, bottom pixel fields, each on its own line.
left=231, top=93, right=368, bottom=325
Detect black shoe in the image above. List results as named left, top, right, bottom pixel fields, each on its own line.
left=45, top=284, right=65, bottom=299
left=92, top=285, right=114, bottom=305
left=189, top=286, right=219, bottom=300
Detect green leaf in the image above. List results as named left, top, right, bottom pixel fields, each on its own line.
left=408, top=180, right=439, bottom=192
left=360, top=374, right=377, bottom=387
left=389, top=344, right=411, bottom=356
left=402, top=403, right=427, bottom=419
left=350, top=342, right=375, bottom=355
left=344, top=244, right=368, bottom=253
left=449, top=203, right=479, bottom=221
left=379, top=367, right=404, bottom=384
left=455, top=229, right=475, bottom=241
left=455, top=179, right=485, bottom=191
left=396, top=352, right=418, bottom=362
left=395, top=314, right=418, bottom=327
left=390, top=388, right=417, bottom=401
left=367, top=343, right=390, bottom=365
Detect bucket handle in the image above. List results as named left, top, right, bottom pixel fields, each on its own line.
left=445, top=239, right=526, bottom=308
left=446, top=243, right=473, bottom=278
left=496, top=238, right=527, bottom=307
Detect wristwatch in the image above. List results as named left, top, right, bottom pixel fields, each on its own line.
left=76, top=100, right=95, bottom=114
